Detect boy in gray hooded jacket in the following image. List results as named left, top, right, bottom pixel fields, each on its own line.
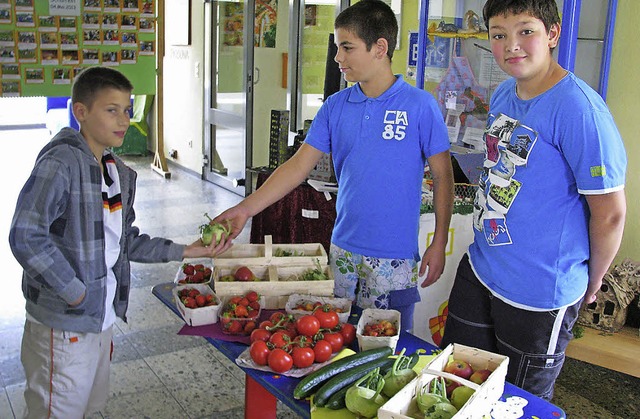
left=9, top=67, right=224, bottom=418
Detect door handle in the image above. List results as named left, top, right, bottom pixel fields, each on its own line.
left=254, top=67, right=260, bottom=85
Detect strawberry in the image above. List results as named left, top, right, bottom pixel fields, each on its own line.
left=187, top=289, right=199, bottom=298
left=195, top=294, right=206, bottom=307
left=243, top=321, right=256, bottom=334
left=203, top=267, right=212, bottom=280
left=182, top=263, right=195, bottom=275
left=238, top=297, right=250, bottom=307
left=227, top=320, right=243, bottom=334
left=249, top=301, right=261, bottom=310
left=194, top=264, right=205, bottom=272
left=245, top=291, right=259, bottom=303
left=183, top=297, right=197, bottom=309
left=205, top=294, right=215, bottom=303
left=192, top=271, right=205, bottom=283
left=234, top=305, right=249, bottom=318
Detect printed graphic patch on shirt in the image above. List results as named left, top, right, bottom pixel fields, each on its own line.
left=483, top=216, right=512, bottom=246
left=381, top=110, right=408, bottom=141
left=590, top=165, right=606, bottom=177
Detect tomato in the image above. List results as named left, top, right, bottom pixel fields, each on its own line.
left=269, top=331, right=291, bottom=349
left=234, top=266, right=255, bottom=281
left=295, top=315, right=320, bottom=337
left=338, top=323, right=356, bottom=346
left=292, top=346, right=315, bottom=369
left=313, top=339, right=333, bottom=363
left=314, top=308, right=340, bottom=330
left=250, top=328, right=271, bottom=343
left=268, top=348, right=293, bottom=373
left=292, top=335, right=314, bottom=348
left=249, top=340, right=271, bottom=366
left=323, top=332, right=344, bottom=353
left=259, top=320, right=273, bottom=330
left=270, top=311, right=286, bottom=324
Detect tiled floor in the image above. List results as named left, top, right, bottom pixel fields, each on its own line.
left=1, top=128, right=638, bottom=418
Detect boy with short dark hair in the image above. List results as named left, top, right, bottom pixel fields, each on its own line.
left=441, top=0, right=627, bottom=400
left=9, top=66, right=224, bottom=418
left=214, top=0, right=454, bottom=332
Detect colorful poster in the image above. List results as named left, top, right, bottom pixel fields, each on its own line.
left=223, top=0, right=278, bottom=48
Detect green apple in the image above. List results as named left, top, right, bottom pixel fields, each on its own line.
left=450, top=385, right=475, bottom=410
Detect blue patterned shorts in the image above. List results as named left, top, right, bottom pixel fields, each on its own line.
left=329, top=244, right=420, bottom=330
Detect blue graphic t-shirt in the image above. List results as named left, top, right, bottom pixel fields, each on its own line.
left=305, top=75, right=450, bottom=260
left=468, top=72, right=626, bottom=310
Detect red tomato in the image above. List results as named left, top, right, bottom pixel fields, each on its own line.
left=292, top=335, right=314, bottom=348
left=249, top=341, right=271, bottom=366
left=259, top=320, right=273, bottom=329
left=269, top=331, right=291, bottom=349
left=234, top=266, right=255, bottom=281
left=268, top=348, right=293, bottom=373
left=313, top=339, right=333, bottom=363
left=323, top=332, right=344, bottom=353
left=292, top=346, right=315, bottom=369
left=295, top=315, right=320, bottom=337
left=270, top=311, right=286, bottom=324
left=313, top=308, right=340, bottom=330
left=250, top=328, right=272, bottom=343
left=338, top=323, right=356, bottom=346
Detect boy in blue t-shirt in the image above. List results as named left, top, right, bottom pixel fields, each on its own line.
left=441, top=0, right=627, bottom=400
left=214, top=0, right=454, bottom=331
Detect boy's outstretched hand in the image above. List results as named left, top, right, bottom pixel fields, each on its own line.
left=182, top=237, right=232, bottom=259
left=212, top=204, right=251, bottom=243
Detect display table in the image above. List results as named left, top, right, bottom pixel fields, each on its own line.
left=152, top=282, right=566, bottom=419
left=249, top=171, right=336, bottom=253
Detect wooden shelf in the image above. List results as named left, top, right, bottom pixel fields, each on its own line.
left=566, top=325, right=640, bottom=378
left=427, top=31, right=488, bottom=39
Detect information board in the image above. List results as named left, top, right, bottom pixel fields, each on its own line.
left=0, top=0, right=157, bottom=96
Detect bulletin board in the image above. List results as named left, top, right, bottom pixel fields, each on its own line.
left=0, top=0, right=157, bottom=97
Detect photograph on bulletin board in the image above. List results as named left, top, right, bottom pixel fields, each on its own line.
left=0, top=0, right=157, bottom=97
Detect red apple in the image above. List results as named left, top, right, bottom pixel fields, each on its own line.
left=444, top=359, right=474, bottom=380
left=445, top=378, right=462, bottom=398
left=469, top=368, right=492, bottom=384
left=234, top=266, right=255, bottom=281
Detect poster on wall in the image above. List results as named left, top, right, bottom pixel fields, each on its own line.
left=223, top=0, right=278, bottom=48
left=0, top=0, right=157, bottom=96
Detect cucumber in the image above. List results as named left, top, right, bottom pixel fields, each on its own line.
left=293, top=346, right=393, bottom=399
left=316, top=349, right=421, bottom=408
left=324, top=385, right=349, bottom=410
left=314, top=356, right=395, bottom=407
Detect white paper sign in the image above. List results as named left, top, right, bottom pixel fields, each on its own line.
left=49, top=0, right=81, bottom=16
left=479, top=50, right=511, bottom=87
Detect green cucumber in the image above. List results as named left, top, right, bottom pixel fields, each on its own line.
left=314, top=356, right=395, bottom=407
left=293, top=346, right=393, bottom=400
left=316, top=349, right=421, bottom=408
left=324, top=385, right=349, bottom=410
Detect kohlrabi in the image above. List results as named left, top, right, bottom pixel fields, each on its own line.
left=199, top=213, right=231, bottom=246
left=416, top=376, right=449, bottom=413
left=382, top=348, right=418, bottom=398
left=345, top=367, right=388, bottom=419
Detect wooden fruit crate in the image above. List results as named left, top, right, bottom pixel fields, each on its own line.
left=212, top=264, right=334, bottom=309
left=378, top=343, right=509, bottom=419
left=213, top=235, right=328, bottom=267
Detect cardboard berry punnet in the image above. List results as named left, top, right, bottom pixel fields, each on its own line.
left=172, top=283, right=221, bottom=327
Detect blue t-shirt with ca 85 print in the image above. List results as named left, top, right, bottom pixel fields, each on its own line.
left=468, top=72, right=627, bottom=310
left=304, top=75, right=450, bottom=261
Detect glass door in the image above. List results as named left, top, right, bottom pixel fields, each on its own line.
left=204, top=0, right=254, bottom=195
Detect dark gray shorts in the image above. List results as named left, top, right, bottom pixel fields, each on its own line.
left=441, top=254, right=582, bottom=400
